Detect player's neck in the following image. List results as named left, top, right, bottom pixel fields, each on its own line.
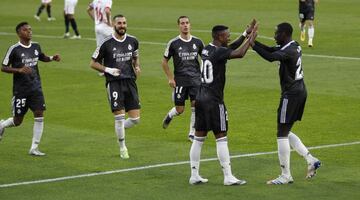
left=19, top=39, right=31, bottom=46
left=114, top=33, right=126, bottom=41
left=180, top=33, right=191, bottom=41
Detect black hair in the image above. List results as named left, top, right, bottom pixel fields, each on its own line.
left=113, top=14, right=125, bottom=20
left=15, top=22, right=29, bottom=33
left=177, top=16, right=189, bottom=24
left=277, top=22, right=293, bottom=37
left=212, top=25, right=228, bottom=39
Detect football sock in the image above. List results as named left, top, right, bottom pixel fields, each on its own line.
left=115, top=114, right=126, bottom=149
left=308, top=26, right=314, bottom=40
left=1, top=117, right=15, bottom=128
left=216, top=137, right=233, bottom=177
left=46, top=5, right=52, bottom=18
left=36, top=5, right=45, bottom=16
left=124, top=117, right=140, bottom=129
left=168, top=107, right=179, bottom=118
left=190, top=136, right=205, bottom=177
left=277, top=137, right=291, bottom=177
left=64, top=16, right=70, bottom=33
left=31, top=117, right=44, bottom=150
left=188, top=107, right=195, bottom=136
left=70, top=18, right=80, bottom=36
left=288, top=132, right=315, bottom=164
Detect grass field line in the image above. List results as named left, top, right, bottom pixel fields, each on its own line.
left=0, top=140, right=359, bottom=189
left=1, top=31, right=360, bottom=61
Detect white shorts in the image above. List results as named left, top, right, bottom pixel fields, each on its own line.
left=42, top=0, right=52, bottom=4
left=95, top=23, right=113, bottom=46
left=64, top=0, right=78, bottom=15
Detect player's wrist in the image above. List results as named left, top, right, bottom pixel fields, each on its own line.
left=242, top=30, right=248, bottom=37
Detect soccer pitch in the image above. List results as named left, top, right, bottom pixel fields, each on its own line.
left=0, top=0, right=359, bottom=199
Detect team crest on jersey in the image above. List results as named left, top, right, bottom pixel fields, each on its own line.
left=128, top=44, right=132, bottom=50
left=193, top=44, right=197, bottom=49
left=34, top=50, right=39, bottom=56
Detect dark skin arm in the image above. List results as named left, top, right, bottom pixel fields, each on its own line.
left=229, top=23, right=258, bottom=59
left=252, top=41, right=283, bottom=62
left=228, top=19, right=256, bottom=50
left=1, top=54, right=60, bottom=74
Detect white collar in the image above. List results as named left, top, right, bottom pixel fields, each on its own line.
left=179, top=35, right=192, bottom=42
left=18, top=41, right=32, bottom=48
left=112, top=33, right=127, bottom=42
left=280, top=40, right=295, bottom=50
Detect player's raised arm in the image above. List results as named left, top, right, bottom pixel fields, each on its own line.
left=229, top=23, right=258, bottom=59
left=228, top=19, right=256, bottom=50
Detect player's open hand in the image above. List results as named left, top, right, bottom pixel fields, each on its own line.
left=19, top=66, right=32, bottom=74
left=246, top=19, right=257, bottom=35
left=104, top=67, right=121, bottom=76
left=249, top=23, right=259, bottom=46
left=52, top=54, right=61, bottom=62
left=168, top=79, right=176, bottom=88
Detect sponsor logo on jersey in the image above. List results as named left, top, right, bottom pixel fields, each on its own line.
left=21, top=53, right=25, bottom=57
left=113, top=47, right=117, bottom=51
left=178, top=47, right=182, bottom=50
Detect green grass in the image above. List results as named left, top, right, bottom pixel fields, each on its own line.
left=0, top=0, right=359, bottom=199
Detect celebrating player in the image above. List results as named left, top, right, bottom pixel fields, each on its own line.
left=90, top=15, right=141, bottom=159
left=299, top=0, right=318, bottom=47
left=161, top=16, right=204, bottom=141
left=189, top=20, right=257, bottom=186
left=251, top=22, right=321, bottom=184
left=0, top=22, right=61, bottom=156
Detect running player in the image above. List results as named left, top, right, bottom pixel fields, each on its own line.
left=299, top=0, right=318, bottom=47
left=0, top=22, right=61, bottom=156
left=161, top=16, right=204, bottom=141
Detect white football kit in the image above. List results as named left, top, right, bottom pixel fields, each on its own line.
left=89, top=0, right=113, bottom=46
left=64, top=0, right=78, bottom=15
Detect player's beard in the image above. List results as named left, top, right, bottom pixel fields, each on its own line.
left=115, top=28, right=127, bottom=36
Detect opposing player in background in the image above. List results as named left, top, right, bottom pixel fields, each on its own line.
left=90, top=15, right=141, bottom=159
left=251, top=22, right=321, bottom=184
left=161, top=16, right=204, bottom=142
left=34, top=0, right=56, bottom=21
left=63, top=0, right=81, bottom=39
left=87, top=0, right=113, bottom=46
left=0, top=22, right=61, bottom=156
left=299, top=0, right=318, bottom=47
left=189, top=21, right=257, bottom=186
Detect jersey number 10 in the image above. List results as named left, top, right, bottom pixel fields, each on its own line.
left=200, top=60, right=214, bottom=84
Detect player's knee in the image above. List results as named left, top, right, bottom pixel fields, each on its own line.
left=13, top=117, right=23, bottom=126
left=130, top=117, right=140, bottom=125
left=175, top=107, right=184, bottom=114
